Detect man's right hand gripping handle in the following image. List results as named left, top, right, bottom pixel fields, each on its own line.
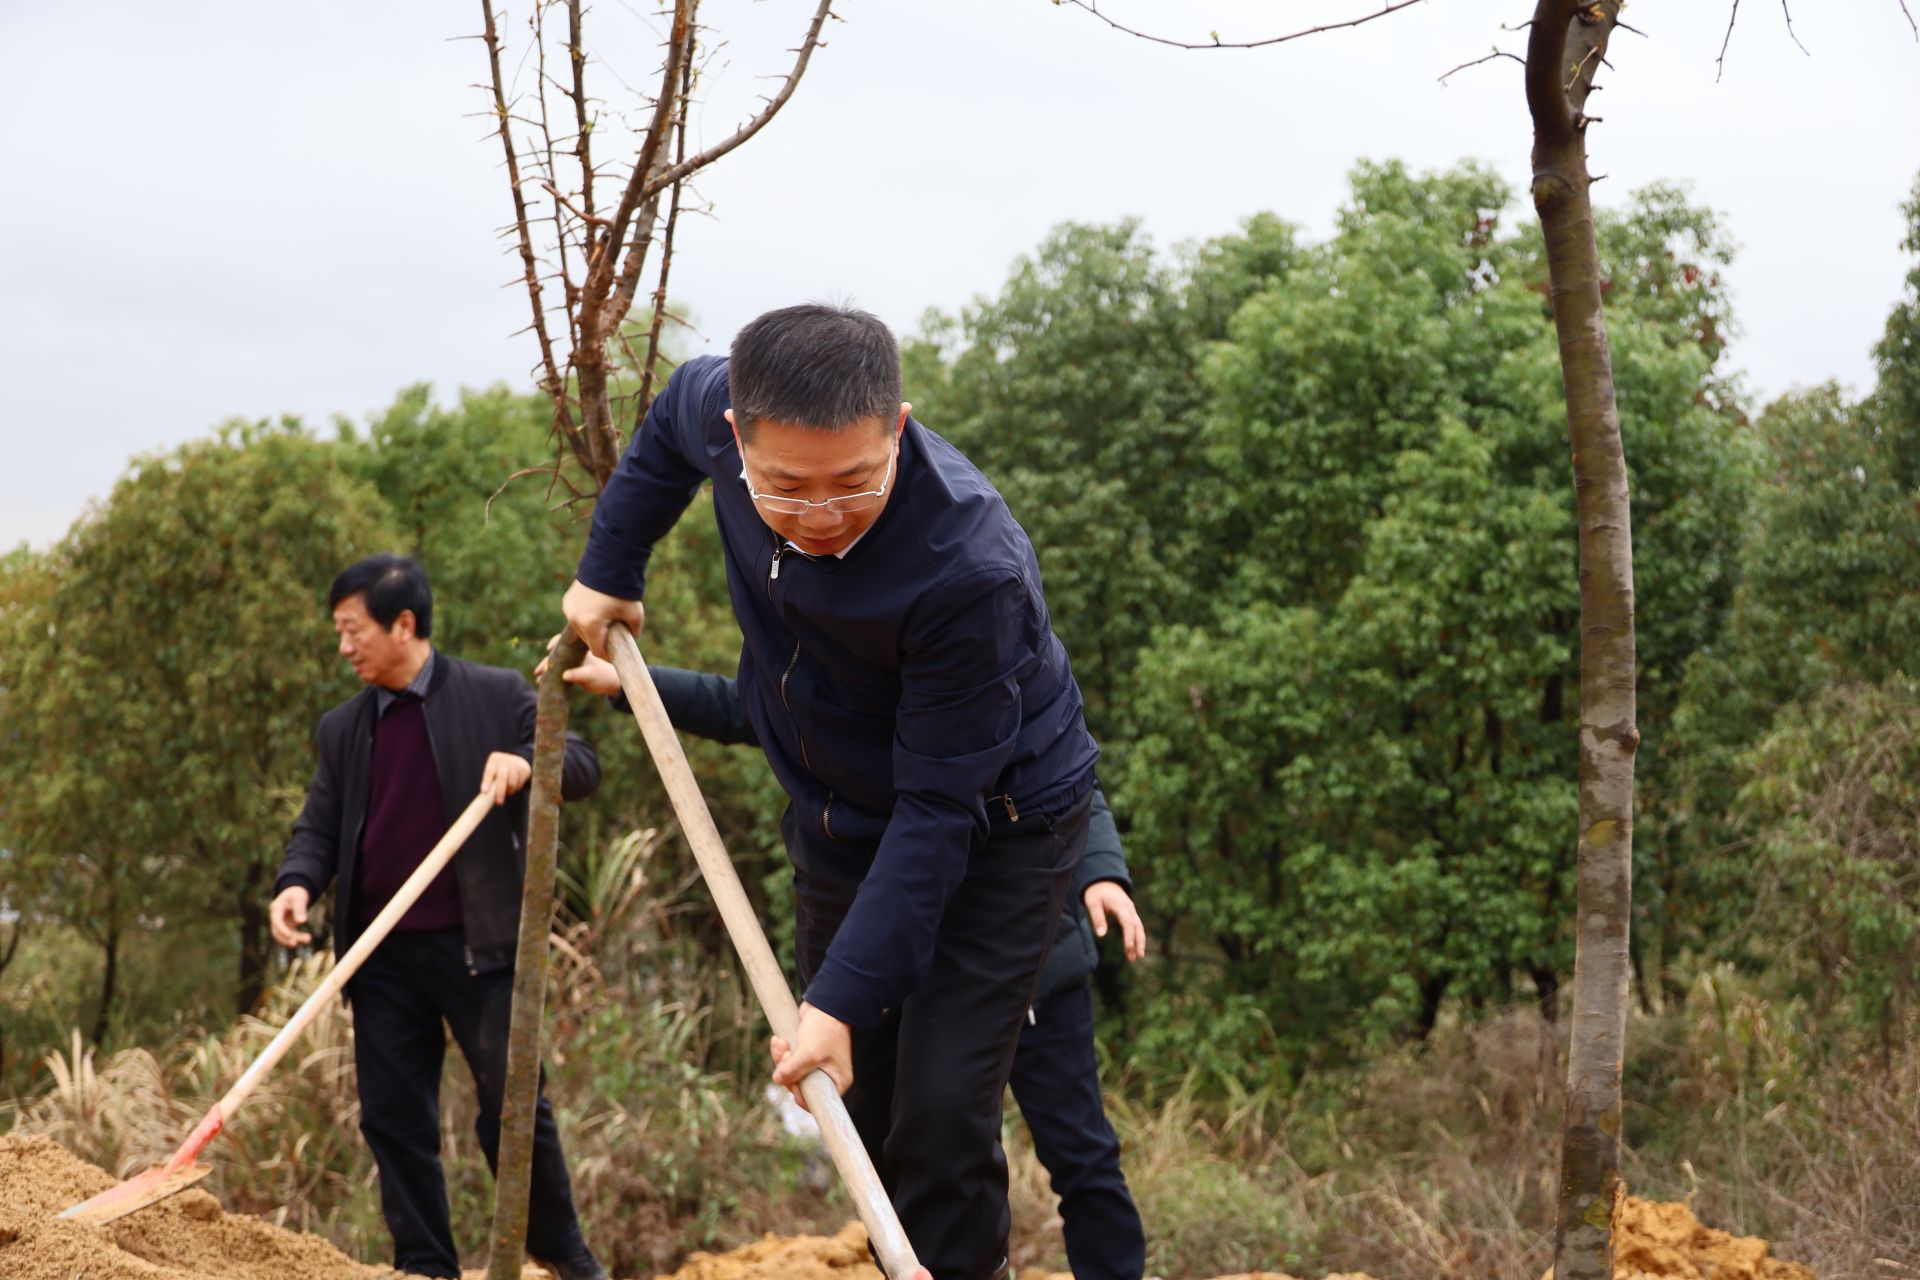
left=562, top=579, right=646, bottom=660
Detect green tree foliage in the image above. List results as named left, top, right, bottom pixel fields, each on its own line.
left=1737, top=676, right=1920, bottom=1052
left=0, top=426, right=397, bottom=1027
left=906, top=221, right=1214, bottom=739
left=1658, top=183, right=1920, bottom=1001
left=912, top=161, right=1757, bottom=1080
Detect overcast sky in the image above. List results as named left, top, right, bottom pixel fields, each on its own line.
left=3, top=1, right=1917, bottom=550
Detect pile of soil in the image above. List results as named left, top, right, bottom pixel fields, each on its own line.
left=645, top=1222, right=1330, bottom=1280
left=1610, top=1196, right=1814, bottom=1280
left=0, top=1133, right=393, bottom=1280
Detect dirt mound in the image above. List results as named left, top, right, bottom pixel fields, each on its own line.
left=1610, top=1195, right=1813, bottom=1280
left=644, top=1221, right=1329, bottom=1280
left=0, top=1133, right=395, bottom=1280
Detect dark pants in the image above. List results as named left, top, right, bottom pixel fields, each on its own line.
left=1011, top=980, right=1145, bottom=1280
left=786, top=792, right=1088, bottom=1280
left=347, top=930, right=591, bottom=1278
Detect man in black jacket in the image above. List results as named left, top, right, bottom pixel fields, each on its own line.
left=560, top=304, right=1100, bottom=1280
left=271, top=555, right=604, bottom=1280
left=552, top=658, right=1150, bottom=1280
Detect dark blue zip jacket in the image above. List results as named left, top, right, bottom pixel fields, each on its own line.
left=576, top=355, right=1099, bottom=1028
left=642, top=666, right=1130, bottom=1002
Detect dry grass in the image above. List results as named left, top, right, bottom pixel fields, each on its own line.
left=1013, top=984, right=1919, bottom=1280
left=9, top=859, right=1920, bottom=1280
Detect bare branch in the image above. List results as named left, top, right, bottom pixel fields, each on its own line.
left=1717, top=0, right=1741, bottom=81
left=485, top=459, right=584, bottom=522
left=531, top=5, right=583, bottom=360
left=636, top=28, right=697, bottom=430
left=481, top=0, right=575, bottom=436
left=542, top=181, right=609, bottom=229
left=580, top=0, right=690, bottom=316
left=1439, top=47, right=1526, bottom=83
left=596, top=2, right=697, bottom=350
left=645, top=0, right=836, bottom=195
left=1056, top=0, right=1430, bottom=51
left=1899, top=0, right=1920, bottom=40
left=1780, top=0, right=1811, bottom=55
left=569, top=0, right=598, bottom=262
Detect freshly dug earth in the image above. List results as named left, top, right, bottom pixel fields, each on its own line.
left=0, top=1133, right=394, bottom=1280
left=1608, top=1195, right=1814, bottom=1280
left=0, top=1134, right=1812, bottom=1280
left=641, top=1222, right=1323, bottom=1280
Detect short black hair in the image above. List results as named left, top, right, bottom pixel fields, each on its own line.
left=729, top=303, right=902, bottom=438
left=329, top=554, right=432, bottom=638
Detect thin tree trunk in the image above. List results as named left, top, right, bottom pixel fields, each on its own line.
left=1526, top=4, right=1637, bottom=1278
left=0, top=922, right=18, bottom=1079
left=92, top=921, right=120, bottom=1046
left=237, top=861, right=269, bottom=1014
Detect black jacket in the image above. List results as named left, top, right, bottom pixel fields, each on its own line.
left=643, top=667, right=1127, bottom=1001
left=577, top=355, right=1099, bottom=1027
left=276, top=652, right=601, bottom=973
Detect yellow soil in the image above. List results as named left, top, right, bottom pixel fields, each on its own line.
left=0, top=1133, right=395, bottom=1280
left=1607, top=1195, right=1815, bottom=1280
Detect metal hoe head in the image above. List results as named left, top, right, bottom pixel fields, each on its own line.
left=58, top=1160, right=215, bottom=1226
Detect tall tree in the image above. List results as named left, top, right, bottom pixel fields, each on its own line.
left=1053, top=3, right=1643, bottom=1267
left=0, top=427, right=397, bottom=1022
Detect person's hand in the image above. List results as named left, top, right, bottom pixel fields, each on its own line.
left=770, top=1001, right=853, bottom=1111
left=535, top=636, right=622, bottom=697
left=1084, top=881, right=1147, bottom=962
left=270, top=885, right=313, bottom=948
left=481, top=751, right=533, bottom=805
left=561, top=579, right=644, bottom=661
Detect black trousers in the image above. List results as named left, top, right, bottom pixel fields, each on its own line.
left=346, top=930, right=590, bottom=1278
left=786, top=792, right=1087, bottom=1280
left=1011, top=979, right=1146, bottom=1280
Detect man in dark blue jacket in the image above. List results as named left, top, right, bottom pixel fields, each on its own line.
left=550, top=659, right=1150, bottom=1280
left=560, top=304, right=1100, bottom=1280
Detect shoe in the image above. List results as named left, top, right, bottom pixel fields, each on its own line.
left=532, top=1249, right=608, bottom=1280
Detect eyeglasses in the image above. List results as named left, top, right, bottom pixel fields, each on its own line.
left=741, top=439, right=896, bottom=516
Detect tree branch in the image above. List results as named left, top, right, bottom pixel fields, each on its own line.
left=532, top=3, right=583, bottom=360
left=1895, top=0, right=1918, bottom=40
left=569, top=0, right=598, bottom=263
left=1717, top=0, right=1741, bottom=81
left=1779, top=0, right=1810, bottom=55
left=481, top=0, right=576, bottom=438
left=1055, top=0, right=1430, bottom=51
left=582, top=0, right=690, bottom=305
left=1440, top=47, right=1527, bottom=83
left=644, top=0, right=836, bottom=195
left=635, top=28, right=697, bottom=432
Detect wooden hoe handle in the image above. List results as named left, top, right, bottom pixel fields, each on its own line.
left=605, top=622, right=924, bottom=1280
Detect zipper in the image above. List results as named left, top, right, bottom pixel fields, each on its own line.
left=997, top=793, right=1020, bottom=822
left=767, top=534, right=825, bottom=821
left=779, top=640, right=813, bottom=772
left=768, top=540, right=786, bottom=592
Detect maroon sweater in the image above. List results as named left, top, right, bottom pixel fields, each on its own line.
left=354, top=696, right=463, bottom=930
